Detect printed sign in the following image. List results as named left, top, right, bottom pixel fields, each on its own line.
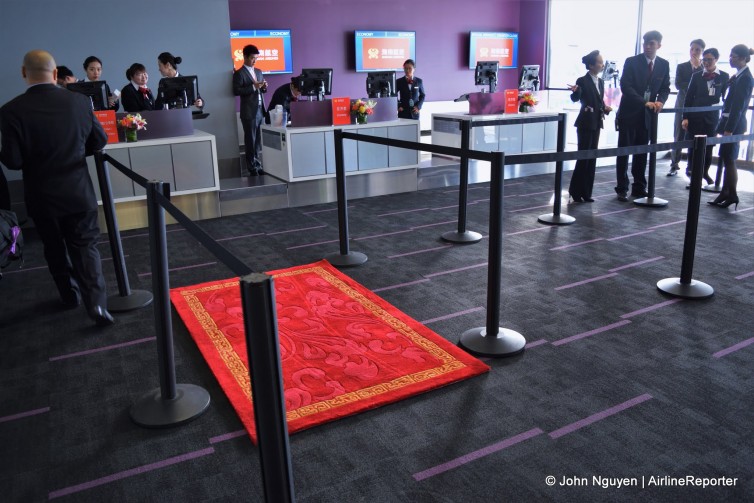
left=94, top=110, right=119, bottom=143
left=331, top=97, right=351, bottom=125
left=505, top=89, right=519, bottom=114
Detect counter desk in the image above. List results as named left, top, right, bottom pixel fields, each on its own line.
left=431, top=111, right=559, bottom=155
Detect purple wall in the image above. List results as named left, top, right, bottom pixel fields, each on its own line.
left=229, top=0, right=547, bottom=102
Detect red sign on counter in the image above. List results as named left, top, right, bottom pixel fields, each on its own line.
left=94, top=110, right=119, bottom=143
left=504, top=89, right=519, bottom=114
left=331, top=97, right=351, bottom=126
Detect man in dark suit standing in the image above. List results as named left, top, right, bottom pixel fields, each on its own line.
left=233, top=45, right=267, bottom=176
left=614, top=30, right=670, bottom=201
left=396, top=59, right=425, bottom=119
left=0, top=50, right=113, bottom=326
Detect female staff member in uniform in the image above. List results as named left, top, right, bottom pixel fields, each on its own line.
left=82, top=56, right=119, bottom=111
left=155, top=52, right=204, bottom=109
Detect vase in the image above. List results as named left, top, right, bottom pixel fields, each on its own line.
left=519, top=105, right=535, bottom=113
left=356, top=113, right=368, bottom=125
left=125, top=128, right=138, bottom=143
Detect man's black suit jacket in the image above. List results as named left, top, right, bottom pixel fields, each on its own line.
left=395, top=76, right=425, bottom=118
left=683, top=70, right=728, bottom=134
left=233, top=66, right=266, bottom=120
left=0, top=83, right=107, bottom=218
left=616, top=54, right=670, bottom=130
left=570, top=73, right=606, bottom=130
left=120, top=83, right=155, bottom=113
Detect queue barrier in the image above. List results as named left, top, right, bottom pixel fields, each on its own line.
left=93, top=152, right=294, bottom=503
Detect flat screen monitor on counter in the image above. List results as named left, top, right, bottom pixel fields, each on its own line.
left=230, top=29, right=293, bottom=74
left=355, top=30, right=415, bottom=72
left=474, top=61, right=499, bottom=93
left=366, top=71, right=396, bottom=98
left=469, top=31, right=518, bottom=69
left=157, top=76, right=199, bottom=109
left=297, top=68, right=333, bottom=101
left=67, top=81, right=109, bottom=111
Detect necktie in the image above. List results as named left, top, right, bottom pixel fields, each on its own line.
left=139, top=87, right=149, bottom=97
left=648, top=60, right=653, bottom=76
left=702, top=72, right=715, bottom=81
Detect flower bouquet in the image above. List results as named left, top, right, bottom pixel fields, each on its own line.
left=351, top=98, right=377, bottom=124
left=518, top=91, right=538, bottom=113
left=119, top=113, right=148, bottom=142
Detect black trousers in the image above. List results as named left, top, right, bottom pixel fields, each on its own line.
left=615, top=124, right=649, bottom=194
left=0, top=168, right=10, bottom=211
left=569, top=127, right=600, bottom=199
left=686, top=125, right=716, bottom=177
left=242, top=110, right=264, bottom=170
left=33, top=209, right=106, bottom=309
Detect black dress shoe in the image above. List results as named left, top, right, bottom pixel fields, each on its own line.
left=89, top=305, right=115, bottom=327
left=583, top=197, right=595, bottom=202
left=631, top=190, right=649, bottom=198
left=617, top=192, right=629, bottom=202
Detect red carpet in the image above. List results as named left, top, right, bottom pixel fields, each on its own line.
left=170, top=260, right=489, bottom=442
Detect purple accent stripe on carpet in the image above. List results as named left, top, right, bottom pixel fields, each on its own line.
left=354, top=229, right=413, bottom=240
left=606, top=230, right=655, bottom=241
left=608, top=256, right=664, bottom=272
left=216, top=232, right=265, bottom=242
left=431, top=204, right=460, bottom=210
left=372, top=278, right=431, bottom=292
left=595, top=208, right=639, bottom=217
left=302, top=206, right=355, bottom=215
left=377, top=207, right=430, bottom=217
left=388, top=245, right=452, bottom=259
left=1, top=264, right=48, bottom=274
left=648, top=219, right=686, bottom=229
left=548, top=393, right=653, bottom=439
left=712, top=337, right=754, bottom=358
left=509, top=203, right=553, bottom=213
left=733, top=206, right=753, bottom=213
left=551, top=320, right=632, bottom=346
left=119, top=228, right=186, bottom=240
left=526, top=339, right=549, bottom=349
left=48, top=447, right=215, bottom=500
left=421, top=307, right=484, bottom=324
left=49, top=337, right=156, bottom=362
left=286, top=239, right=339, bottom=250
left=411, top=220, right=458, bottom=229
left=138, top=262, right=216, bottom=277
left=423, top=262, right=487, bottom=278
left=506, top=226, right=552, bottom=236
left=0, top=406, right=50, bottom=424
left=518, top=190, right=554, bottom=197
left=735, top=271, right=754, bottom=280
left=412, top=428, right=544, bottom=482
left=620, top=299, right=683, bottom=319
left=550, top=238, right=604, bottom=251
left=209, top=430, right=247, bottom=444
left=266, top=224, right=327, bottom=236
left=554, top=273, right=618, bottom=291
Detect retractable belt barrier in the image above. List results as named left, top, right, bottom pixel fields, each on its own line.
left=94, top=152, right=294, bottom=503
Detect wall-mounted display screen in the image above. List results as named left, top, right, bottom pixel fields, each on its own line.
left=469, top=31, right=518, bottom=69
left=230, top=30, right=293, bottom=74
left=355, top=30, right=416, bottom=72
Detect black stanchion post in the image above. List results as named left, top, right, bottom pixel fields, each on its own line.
left=702, top=146, right=723, bottom=193
left=459, top=151, right=526, bottom=357
left=93, top=151, right=153, bottom=312
left=634, top=112, right=668, bottom=207
left=538, top=113, right=575, bottom=225
left=657, top=135, right=714, bottom=299
left=240, top=273, right=295, bottom=503
left=324, top=129, right=367, bottom=267
left=442, top=120, right=482, bottom=243
left=130, top=180, right=210, bottom=428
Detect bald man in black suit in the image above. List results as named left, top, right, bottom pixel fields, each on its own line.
left=0, top=50, right=114, bottom=326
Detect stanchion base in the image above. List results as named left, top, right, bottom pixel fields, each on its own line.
left=701, top=184, right=722, bottom=193
left=108, top=289, right=153, bottom=312
left=441, top=230, right=483, bottom=244
left=459, top=327, right=526, bottom=357
left=538, top=213, right=575, bottom=226
left=324, top=251, right=368, bottom=268
left=657, top=277, right=714, bottom=299
left=633, top=196, right=668, bottom=207
left=130, top=384, right=210, bottom=428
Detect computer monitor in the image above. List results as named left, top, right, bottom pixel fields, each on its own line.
left=366, top=71, right=396, bottom=98
left=66, top=81, right=109, bottom=111
left=474, top=61, right=499, bottom=93
left=157, top=75, right=199, bottom=109
left=297, top=68, right=333, bottom=101
left=519, top=65, right=540, bottom=91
